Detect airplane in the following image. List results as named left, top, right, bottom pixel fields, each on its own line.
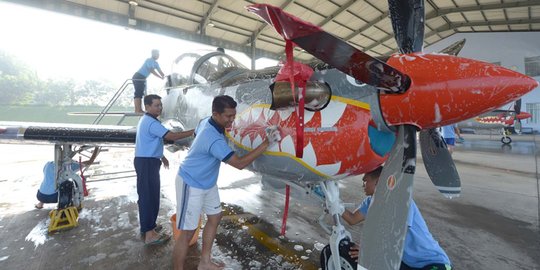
left=0, top=1, right=538, bottom=269
left=458, top=100, right=533, bottom=144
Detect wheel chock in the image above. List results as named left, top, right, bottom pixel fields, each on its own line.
left=48, top=206, right=79, bottom=233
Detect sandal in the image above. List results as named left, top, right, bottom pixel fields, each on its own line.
left=144, top=233, right=170, bottom=246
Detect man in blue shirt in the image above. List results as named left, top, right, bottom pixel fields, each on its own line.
left=35, top=148, right=99, bottom=209
left=134, top=94, right=194, bottom=246
left=341, top=166, right=452, bottom=270
left=172, top=95, right=280, bottom=270
left=132, top=49, right=165, bottom=113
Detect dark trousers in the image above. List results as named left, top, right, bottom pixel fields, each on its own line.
left=134, top=157, right=161, bottom=234
left=400, top=262, right=450, bottom=270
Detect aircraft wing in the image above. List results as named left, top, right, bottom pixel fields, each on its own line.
left=0, top=121, right=136, bottom=146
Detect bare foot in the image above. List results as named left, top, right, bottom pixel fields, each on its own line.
left=197, top=260, right=225, bottom=270
left=34, top=202, right=44, bottom=209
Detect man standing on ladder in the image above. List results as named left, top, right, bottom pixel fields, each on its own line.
left=132, top=49, right=164, bottom=114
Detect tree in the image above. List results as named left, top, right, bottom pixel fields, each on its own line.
left=0, top=50, right=39, bottom=104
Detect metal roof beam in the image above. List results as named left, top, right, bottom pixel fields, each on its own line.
left=199, top=0, right=220, bottom=35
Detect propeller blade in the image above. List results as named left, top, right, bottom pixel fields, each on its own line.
left=388, top=0, right=425, bottom=54
left=247, top=4, right=411, bottom=94
left=419, top=129, right=461, bottom=198
left=359, top=125, right=417, bottom=270
left=514, top=99, right=522, bottom=114
left=438, top=39, right=466, bottom=56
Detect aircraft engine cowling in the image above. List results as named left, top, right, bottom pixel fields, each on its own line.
left=269, top=81, right=331, bottom=111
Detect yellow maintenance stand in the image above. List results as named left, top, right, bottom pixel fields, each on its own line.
left=47, top=144, right=86, bottom=233
left=48, top=206, right=79, bottom=232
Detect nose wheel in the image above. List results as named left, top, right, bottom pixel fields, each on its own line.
left=320, top=238, right=357, bottom=270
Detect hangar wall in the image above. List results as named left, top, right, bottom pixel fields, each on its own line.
left=426, top=32, right=540, bottom=133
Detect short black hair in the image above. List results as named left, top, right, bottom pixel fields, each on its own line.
left=366, top=166, right=383, bottom=180
left=144, top=94, right=161, bottom=106
left=212, top=95, right=237, bottom=113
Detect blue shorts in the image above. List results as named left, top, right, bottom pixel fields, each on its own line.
left=444, top=138, right=455, bottom=146
left=37, top=190, right=58, bottom=204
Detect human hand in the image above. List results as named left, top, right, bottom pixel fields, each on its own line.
left=349, top=243, right=359, bottom=261
left=265, top=126, right=281, bottom=147
left=329, top=201, right=345, bottom=216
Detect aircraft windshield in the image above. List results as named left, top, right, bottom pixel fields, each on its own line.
left=170, top=51, right=247, bottom=86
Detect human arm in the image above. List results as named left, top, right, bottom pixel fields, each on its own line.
left=81, top=147, right=100, bottom=167
left=151, top=69, right=164, bottom=79
left=164, top=129, right=194, bottom=141
left=341, top=208, right=365, bottom=225
left=226, top=139, right=270, bottom=170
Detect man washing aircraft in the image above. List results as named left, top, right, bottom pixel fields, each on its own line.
left=172, top=95, right=280, bottom=270
left=339, top=166, right=452, bottom=270
left=132, top=49, right=165, bottom=114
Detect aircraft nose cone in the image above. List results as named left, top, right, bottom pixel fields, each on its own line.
left=379, top=54, right=539, bottom=129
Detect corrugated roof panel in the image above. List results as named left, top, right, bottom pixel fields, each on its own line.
left=175, top=1, right=205, bottom=17
left=426, top=17, right=447, bottom=30
left=482, top=9, right=506, bottom=21
left=469, top=26, right=490, bottom=32
left=443, top=12, right=466, bottom=22
left=506, top=7, right=531, bottom=20
left=86, top=0, right=124, bottom=12
left=296, top=0, right=338, bottom=17
left=461, top=11, right=485, bottom=22
left=164, top=15, right=199, bottom=32
left=431, top=0, right=455, bottom=9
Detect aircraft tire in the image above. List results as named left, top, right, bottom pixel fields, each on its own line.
left=320, top=238, right=357, bottom=270
left=501, top=136, right=512, bottom=145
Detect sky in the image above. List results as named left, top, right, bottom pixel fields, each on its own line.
left=0, top=2, right=277, bottom=85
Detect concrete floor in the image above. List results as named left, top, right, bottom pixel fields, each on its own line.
left=0, top=133, right=538, bottom=269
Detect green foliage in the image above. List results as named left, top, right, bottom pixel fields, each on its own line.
left=0, top=51, right=39, bottom=104
left=0, top=49, right=133, bottom=107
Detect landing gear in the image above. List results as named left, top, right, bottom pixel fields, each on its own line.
left=48, top=144, right=85, bottom=233
left=320, top=238, right=357, bottom=270
left=318, top=181, right=353, bottom=270
left=501, top=128, right=512, bottom=145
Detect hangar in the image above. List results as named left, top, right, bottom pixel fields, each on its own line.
left=1, top=1, right=540, bottom=268
left=6, top=0, right=540, bottom=131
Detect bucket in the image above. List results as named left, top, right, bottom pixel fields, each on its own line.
left=170, top=213, right=201, bottom=246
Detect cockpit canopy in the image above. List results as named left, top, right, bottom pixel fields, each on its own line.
left=168, top=50, right=248, bottom=87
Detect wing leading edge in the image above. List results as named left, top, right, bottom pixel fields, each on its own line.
left=0, top=122, right=136, bottom=146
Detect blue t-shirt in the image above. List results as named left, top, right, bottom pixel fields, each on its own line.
left=135, top=113, right=170, bottom=158
left=39, top=161, right=81, bottom=195
left=178, top=117, right=234, bottom=190
left=441, top=124, right=456, bottom=139
left=137, top=58, right=161, bottom=78
left=358, top=196, right=450, bottom=267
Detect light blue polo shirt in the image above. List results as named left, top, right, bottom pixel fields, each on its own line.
left=135, top=113, right=170, bottom=158
left=359, top=196, right=451, bottom=267
left=441, top=124, right=456, bottom=139
left=178, top=117, right=234, bottom=190
left=39, top=161, right=81, bottom=195
left=137, top=58, right=161, bottom=78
